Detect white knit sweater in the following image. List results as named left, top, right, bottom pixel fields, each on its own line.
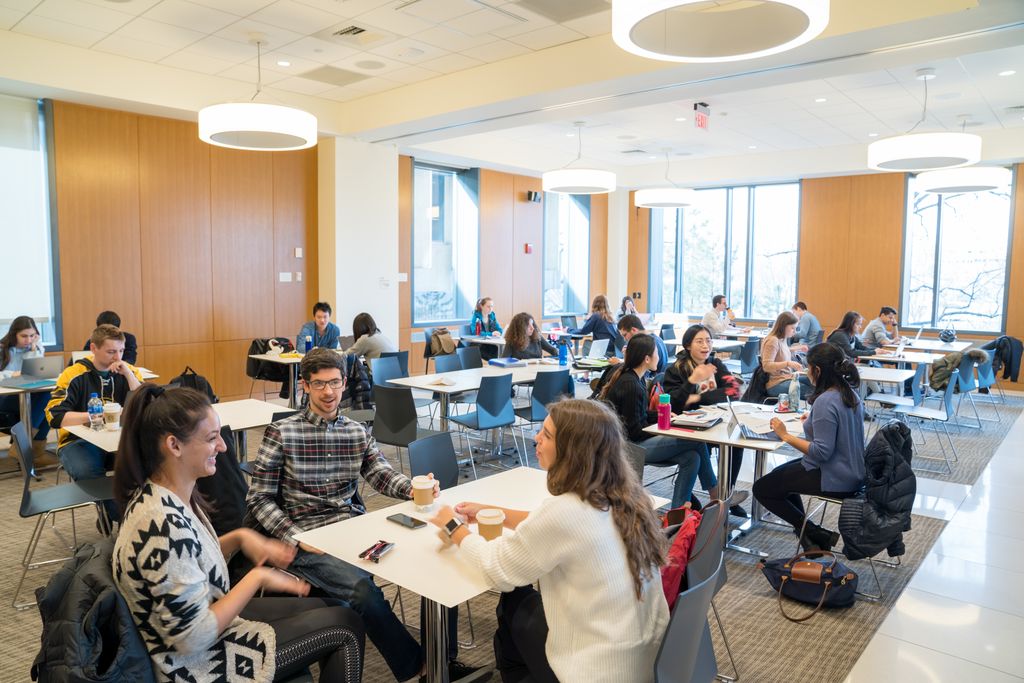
left=460, top=493, right=669, bottom=683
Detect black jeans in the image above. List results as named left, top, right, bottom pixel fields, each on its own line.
left=494, top=586, right=559, bottom=683
left=751, top=459, right=855, bottom=530
left=240, top=597, right=365, bottom=682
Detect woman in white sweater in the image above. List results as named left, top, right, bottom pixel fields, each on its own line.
left=429, top=399, right=669, bottom=683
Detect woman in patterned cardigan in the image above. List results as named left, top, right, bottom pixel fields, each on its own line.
left=112, top=384, right=364, bottom=682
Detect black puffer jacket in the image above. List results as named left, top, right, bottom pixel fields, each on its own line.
left=32, top=540, right=155, bottom=683
left=343, top=353, right=373, bottom=410
left=838, top=421, right=916, bottom=560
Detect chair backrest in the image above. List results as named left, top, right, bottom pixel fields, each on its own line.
left=421, top=327, right=436, bottom=359
left=941, top=368, right=960, bottom=419
left=379, top=350, right=409, bottom=377
left=433, top=353, right=462, bottom=374
left=956, top=354, right=978, bottom=393
left=560, top=315, right=578, bottom=330
left=524, top=369, right=571, bottom=422
left=457, top=345, right=484, bottom=370
left=660, top=324, right=676, bottom=341
left=655, top=558, right=722, bottom=683
left=371, top=356, right=403, bottom=387
left=908, top=361, right=927, bottom=405
left=460, top=324, right=475, bottom=336
left=684, top=501, right=728, bottom=595
left=10, top=422, right=36, bottom=515
left=739, top=338, right=760, bottom=375
left=623, top=442, right=645, bottom=481
left=978, top=350, right=997, bottom=390
left=371, top=385, right=420, bottom=447
left=407, top=432, right=460, bottom=489
left=271, top=410, right=298, bottom=423
left=475, top=374, right=515, bottom=429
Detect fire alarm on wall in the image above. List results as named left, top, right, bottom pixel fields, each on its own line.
left=524, top=243, right=533, bottom=254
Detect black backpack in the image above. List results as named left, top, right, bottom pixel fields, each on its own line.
left=168, top=366, right=218, bottom=404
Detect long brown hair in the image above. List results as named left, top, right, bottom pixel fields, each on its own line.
left=598, top=333, right=655, bottom=400
left=591, top=295, right=614, bottom=323
left=504, top=312, right=539, bottom=352
left=832, top=310, right=862, bottom=338
left=1, top=316, right=39, bottom=371
left=547, top=399, right=667, bottom=599
left=768, top=310, right=798, bottom=339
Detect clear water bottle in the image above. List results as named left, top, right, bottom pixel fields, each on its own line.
left=789, top=373, right=801, bottom=411
left=87, top=393, right=104, bottom=431
left=305, top=335, right=313, bottom=353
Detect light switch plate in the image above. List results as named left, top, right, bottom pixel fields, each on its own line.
left=279, top=272, right=292, bottom=282
left=296, top=271, right=303, bottom=282
left=295, top=247, right=303, bottom=258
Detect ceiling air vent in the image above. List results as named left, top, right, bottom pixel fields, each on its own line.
left=515, top=0, right=609, bottom=23
left=317, top=23, right=394, bottom=49
left=333, top=25, right=365, bottom=37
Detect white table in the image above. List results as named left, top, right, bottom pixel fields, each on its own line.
left=861, top=351, right=942, bottom=365
left=712, top=339, right=744, bottom=352
left=248, top=353, right=304, bottom=408
left=294, top=467, right=668, bottom=683
left=457, top=335, right=505, bottom=349
left=858, top=366, right=915, bottom=385
left=885, top=339, right=972, bottom=353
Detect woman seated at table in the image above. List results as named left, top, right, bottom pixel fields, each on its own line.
left=503, top=312, right=557, bottom=359
left=469, top=297, right=503, bottom=337
left=0, top=316, right=54, bottom=466
left=113, top=384, right=365, bottom=682
left=347, top=312, right=397, bottom=360
left=600, top=334, right=717, bottom=508
left=762, top=311, right=813, bottom=400
left=618, top=296, right=637, bottom=320
left=828, top=311, right=888, bottom=361
left=752, top=342, right=866, bottom=552
left=570, top=295, right=619, bottom=357
left=429, top=398, right=669, bottom=683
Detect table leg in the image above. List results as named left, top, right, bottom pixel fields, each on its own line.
left=725, top=446, right=769, bottom=558
left=438, top=394, right=450, bottom=432
left=236, top=430, right=247, bottom=462
left=423, top=597, right=450, bottom=683
left=18, top=392, right=32, bottom=436
left=288, top=365, right=299, bottom=410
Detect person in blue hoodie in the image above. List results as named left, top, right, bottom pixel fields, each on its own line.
left=296, top=302, right=341, bottom=351
left=0, top=316, right=54, bottom=465
left=469, top=297, right=503, bottom=337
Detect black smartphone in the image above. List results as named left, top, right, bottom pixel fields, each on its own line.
left=387, top=513, right=426, bottom=529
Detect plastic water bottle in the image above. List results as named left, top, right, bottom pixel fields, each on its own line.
left=657, top=394, right=672, bottom=430
left=789, top=373, right=801, bottom=411
left=558, top=339, right=568, bottom=366
left=87, top=393, right=104, bottom=431
left=305, top=335, right=313, bottom=353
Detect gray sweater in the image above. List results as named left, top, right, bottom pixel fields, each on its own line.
left=802, top=389, right=866, bottom=493
left=348, top=331, right=398, bottom=359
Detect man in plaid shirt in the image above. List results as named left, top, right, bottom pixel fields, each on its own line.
left=247, top=349, right=485, bottom=682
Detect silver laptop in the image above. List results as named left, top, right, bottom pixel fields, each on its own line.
left=725, top=398, right=781, bottom=442
left=587, top=339, right=609, bottom=358
left=913, top=327, right=924, bottom=342
left=892, top=340, right=906, bottom=358
left=0, top=355, right=64, bottom=388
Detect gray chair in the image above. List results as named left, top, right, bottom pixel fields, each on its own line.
left=379, top=350, right=409, bottom=377
left=513, top=369, right=571, bottom=455
left=408, top=432, right=461, bottom=488
left=449, top=374, right=519, bottom=469
left=372, top=385, right=444, bottom=474
left=10, top=422, right=114, bottom=609
left=655, top=557, right=723, bottom=683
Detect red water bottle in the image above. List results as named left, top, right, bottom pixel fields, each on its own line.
left=657, top=394, right=671, bottom=430
left=475, top=320, right=482, bottom=336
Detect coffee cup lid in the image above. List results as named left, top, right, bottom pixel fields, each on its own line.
left=412, top=475, right=433, bottom=488
left=103, top=402, right=121, bottom=410
left=477, top=508, right=505, bottom=523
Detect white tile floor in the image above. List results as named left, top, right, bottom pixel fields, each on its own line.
left=845, top=406, right=1024, bottom=682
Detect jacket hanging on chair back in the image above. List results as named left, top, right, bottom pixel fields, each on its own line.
left=168, top=366, right=218, bottom=403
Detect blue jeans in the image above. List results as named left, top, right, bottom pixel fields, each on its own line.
left=767, top=376, right=813, bottom=400
left=639, top=436, right=714, bottom=509
left=0, top=392, right=51, bottom=441
left=58, top=439, right=118, bottom=520
left=290, top=549, right=424, bottom=681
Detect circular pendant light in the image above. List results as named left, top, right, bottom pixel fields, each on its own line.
left=867, top=132, right=981, bottom=172
left=612, top=0, right=829, bottom=63
left=199, top=103, right=317, bottom=151
left=635, top=187, right=697, bottom=207
left=542, top=168, right=617, bottom=194
left=917, top=166, right=1011, bottom=193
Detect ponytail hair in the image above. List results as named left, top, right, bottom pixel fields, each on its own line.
left=599, top=333, right=656, bottom=400
left=806, top=342, right=861, bottom=408
left=114, top=384, right=213, bottom=509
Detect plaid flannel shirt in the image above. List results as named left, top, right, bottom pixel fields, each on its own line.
left=247, top=406, right=413, bottom=543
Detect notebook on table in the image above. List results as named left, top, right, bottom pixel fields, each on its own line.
left=670, top=410, right=723, bottom=430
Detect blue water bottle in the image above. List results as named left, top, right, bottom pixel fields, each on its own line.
left=304, top=335, right=313, bottom=353
left=558, top=339, right=567, bottom=366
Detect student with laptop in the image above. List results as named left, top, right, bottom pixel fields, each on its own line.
left=569, top=295, right=619, bottom=357
left=861, top=306, right=901, bottom=350
left=0, top=316, right=55, bottom=465
left=346, top=312, right=397, bottom=360
left=751, top=342, right=866, bottom=553
left=791, top=301, right=822, bottom=346
left=599, top=334, right=716, bottom=509
left=504, top=313, right=557, bottom=359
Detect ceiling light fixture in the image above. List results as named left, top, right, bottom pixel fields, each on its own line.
left=635, top=149, right=696, bottom=208
left=998, top=70, right=1016, bottom=76
left=198, top=39, right=317, bottom=152
left=612, top=0, right=829, bottom=63
left=867, top=68, right=981, bottom=171
left=917, top=166, right=1011, bottom=193
left=814, top=97, right=827, bottom=103
left=276, top=60, right=291, bottom=67
left=542, top=122, right=616, bottom=194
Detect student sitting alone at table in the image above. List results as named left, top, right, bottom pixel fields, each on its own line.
left=0, top=316, right=56, bottom=467
left=570, top=295, right=619, bottom=357
left=753, top=342, right=866, bottom=552
left=469, top=297, right=503, bottom=360
left=762, top=311, right=813, bottom=400
left=861, top=306, right=901, bottom=350
left=112, top=385, right=366, bottom=682
left=504, top=313, right=557, bottom=359
left=347, top=312, right=397, bottom=360
left=296, top=301, right=341, bottom=351
left=81, top=310, right=138, bottom=365
left=428, top=398, right=669, bottom=683
left=600, top=334, right=717, bottom=509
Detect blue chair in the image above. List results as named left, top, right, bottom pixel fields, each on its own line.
left=895, top=368, right=959, bottom=473
left=655, top=557, right=723, bottom=683
left=433, top=354, right=462, bottom=374
left=379, top=350, right=409, bottom=377
left=456, top=345, right=483, bottom=370
left=449, top=373, right=519, bottom=469
left=408, top=432, right=461, bottom=489
left=975, top=349, right=1003, bottom=418
left=954, top=353, right=988, bottom=428
left=372, top=385, right=444, bottom=474
left=371, top=356, right=403, bottom=387
left=513, top=369, right=571, bottom=454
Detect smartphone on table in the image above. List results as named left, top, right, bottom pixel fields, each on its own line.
left=387, top=513, right=426, bottom=529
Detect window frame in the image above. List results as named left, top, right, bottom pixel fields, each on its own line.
left=898, top=169, right=1016, bottom=335
left=542, top=192, right=592, bottom=318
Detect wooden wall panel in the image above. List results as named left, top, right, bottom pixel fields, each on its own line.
left=143, top=343, right=215, bottom=387
left=797, top=177, right=853, bottom=330
left=1006, top=163, right=1024, bottom=345
left=590, top=193, right=608, bottom=301
left=52, top=102, right=144, bottom=348
left=214, top=339, right=266, bottom=400
left=138, top=116, right=213, bottom=346
left=273, top=150, right=317, bottom=340
left=210, top=147, right=275, bottom=341
left=479, top=170, right=515, bottom=320
left=626, top=195, right=650, bottom=313
left=512, top=175, right=544, bottom=319
left=846, top=174, right=906, bottom=324
left=398, top=156, right=416, bottom=371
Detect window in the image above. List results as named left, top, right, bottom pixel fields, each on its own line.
left=412, top=164, right=479, bottom=325
left=649, top=183, right=800, bottom=320
left=901, top=173, right=1014, bottom=332
left=0, top=95, right=60, bottom=348
left=543, top=193, right=590, bottom=316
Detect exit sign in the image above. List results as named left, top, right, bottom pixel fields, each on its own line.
left=694, top=102, right=710, bottom=130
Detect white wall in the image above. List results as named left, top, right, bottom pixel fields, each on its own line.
left=318, top=137, right=400, bottom=340
left=606, top=189, right=631, bottom=308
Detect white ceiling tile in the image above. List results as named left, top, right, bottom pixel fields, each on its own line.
left=824, top=71, right=897, bottom=90
left=318, top=85, right=363, bottom=102
left=271, top=75, right=340, bottom=94
left=159, top=48, right=238, bottom=73
left=13, top=14, right=107, bottom=47
left=186, top=0, right=275, bottom=15
left=79, top=0, right=162, bottom=14
left=845, top=83, right=916, bottom=103
left=368, top=36, right=445, bottom=64
left=489, top=3, right=553, bottom=38
left=357, top=2, right=434, bottom=36
left=345, top=75, right=401, bottom=94
left=217, top=62, right=288, bottom=84
left=182, top=34, right=257, bottom=60
left=276, top=36, right=360, bottom=63
left=396, top=0, right=476, bottom=23
left=0, top=6, right=25, bottom=29
left=0, top=0, right=46, bottom=10
left=33, top=0, right=133, bottom=32
left=257, top=50, right=322, bottom=74
left=295, top=0, right=389, bottom=14
left=504, top=23, right=585, bottom=51
left=94, top=32, right=179, bottom=61
left=142, top=0, right=238, bottom=33
left=248, top=0, right=348, bottom=34
left=561, top=8, right=609, bottom=37
left=411, top=25, right=491, bottom=52
left=418, top=51, right=483, bottom=74
left=115, top=17, right=205, bottom=49
left=459, top=38, right=529, bottom=62
left=386, top=64, right=440, bottom=83
left=330, top=51, right=406, bottom=74
left=443, top=7, right=519, bottom=35
left=213, top=17, right=303, bottom=50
